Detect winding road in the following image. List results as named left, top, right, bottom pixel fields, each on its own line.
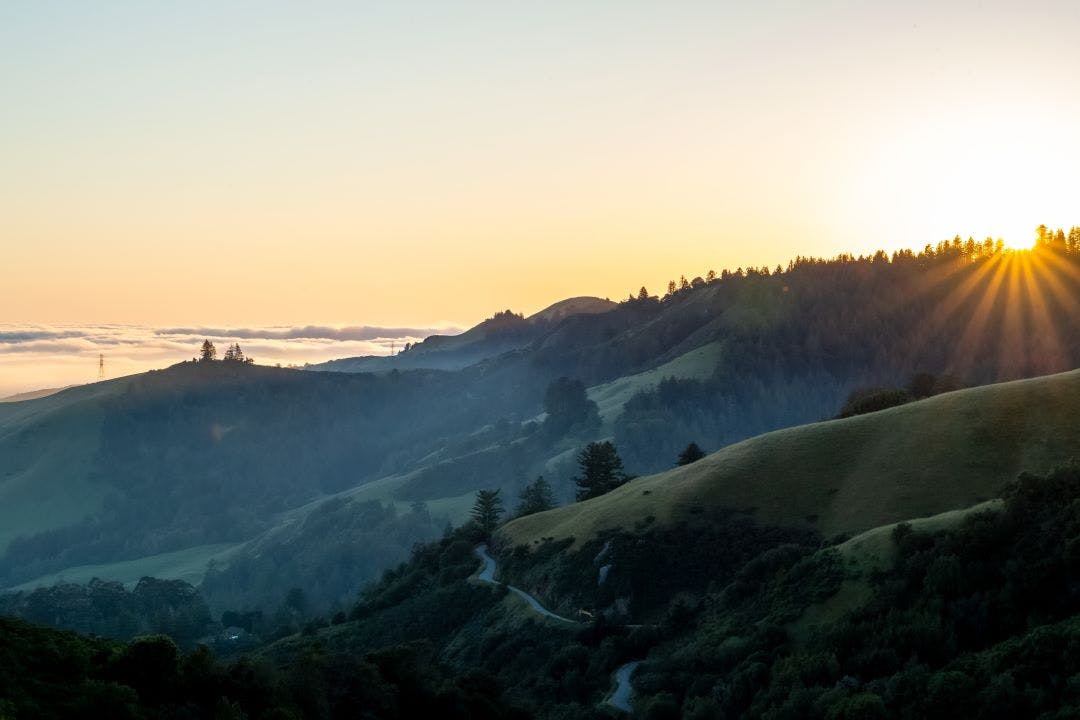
left=473, top=544, right=644, bottom=713
left=605, top=661, right=641, bottom=713
left=474, top=544, right=576, bottom=623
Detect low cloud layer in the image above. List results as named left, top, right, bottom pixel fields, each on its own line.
left=155, top=325, right=453, bottom=342
left=0, top=323, right=462, bottom=399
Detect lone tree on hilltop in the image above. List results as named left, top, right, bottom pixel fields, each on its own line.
left=677, top=442, right=706, bottom=466
left=516, top=476, right=555, bottom=517
left=575, top=441, right=627, bottom=501
left=471, top=489, right=504, bottom=536
left=199, top=340, right=217, bottom=362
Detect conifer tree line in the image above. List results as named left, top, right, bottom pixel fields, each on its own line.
left=472, top=437, right=708, bottom=535
left=623, top=224, right=1080, bottom=304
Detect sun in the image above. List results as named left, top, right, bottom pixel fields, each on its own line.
left=1003, top=234, right=1039, bottom=252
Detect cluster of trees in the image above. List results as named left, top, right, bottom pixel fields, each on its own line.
left=198, top=340, right=254, bottom=363
left=470, top=432, right=702, bottom=543
left=471, top=475, right=558, bottom=535
left=837, top=371, right=967, bottom=418
left=0, top=615, right=524, bottom=719
left=0, top=577, right=213, bottom=647
left=516, top=476, right=555, bottom=517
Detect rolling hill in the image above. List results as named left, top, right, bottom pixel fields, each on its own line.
left=502, top=368, right=1080, bottom=548
left=0, top=377, right=135, bottom=552
left=8, top=245, right=1080, bottom=613
left=0, top=385, right=75, bottom=403
left=311, top=296, right=616, bottom=374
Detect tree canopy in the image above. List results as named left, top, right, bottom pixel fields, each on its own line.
left=574, top=441, right=627, bottom=501
left=515, top=476, right=555, bottom=517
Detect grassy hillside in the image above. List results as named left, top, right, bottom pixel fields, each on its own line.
left=503, top=369, right=1080, bottom=547
left=587, top=341, right=723, bottom=423
left=9, top=542, right=243, bottom=592
left=0, top=379, right=133, bottom=552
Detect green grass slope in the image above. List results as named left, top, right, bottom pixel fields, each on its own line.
left=503, top=369, right=1080, bottom=547
left=587, top=341, right=723, bottom=423
left=0, top=378, right=133, bottom=552
left=8, top=542, right=242, bottom=591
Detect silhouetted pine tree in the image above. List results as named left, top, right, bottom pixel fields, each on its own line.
left=471, top=489, right=504, bottom=535
left=575, top=442, right=627, bottom=501
left=677, top=442, right=706, bottom=466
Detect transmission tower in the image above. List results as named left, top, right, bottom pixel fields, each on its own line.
left=98, top=353, right=105, bottom=381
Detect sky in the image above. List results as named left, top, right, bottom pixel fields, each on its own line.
left=2, top=1, right=1079, bottom=389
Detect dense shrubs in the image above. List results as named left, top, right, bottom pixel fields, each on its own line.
left=0, top=615, right=526, bottom=719
left=638, top=466, right=1080, bottom=718
left=499, top=511, right=821, bottom=623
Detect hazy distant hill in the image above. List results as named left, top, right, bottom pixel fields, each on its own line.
left=0, top=385, right=74, bottom=403
left=310, top=296, right=616, bottom=373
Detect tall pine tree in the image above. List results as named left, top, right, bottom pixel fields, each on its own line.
left=574, top=442, right=627, bottom=501
left=471, top=489, right=504, bottom=535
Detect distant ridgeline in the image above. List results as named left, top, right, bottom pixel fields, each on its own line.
left=2, top=231, right=1080, bottom=613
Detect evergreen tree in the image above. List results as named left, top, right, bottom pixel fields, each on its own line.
left=516, top=476, right=555, bottom=517
left=676, top=442, right=706, bottom=466
left=222, top=343, right=249, bottom=363
left=199, top=340, right=217, bottom=362
left=471, top=489, right=504, bottom=535
left=574, top=441, right=627, bottom=501
left=637, top=286, right=649, bottom=301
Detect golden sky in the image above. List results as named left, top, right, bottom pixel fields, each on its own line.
left=2, top=1, right=1079, bottom=327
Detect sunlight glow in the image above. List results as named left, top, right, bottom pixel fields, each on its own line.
left=851, top=108, right=1079, bottom=256
left=1006, top=236, right=1039, bottom=252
